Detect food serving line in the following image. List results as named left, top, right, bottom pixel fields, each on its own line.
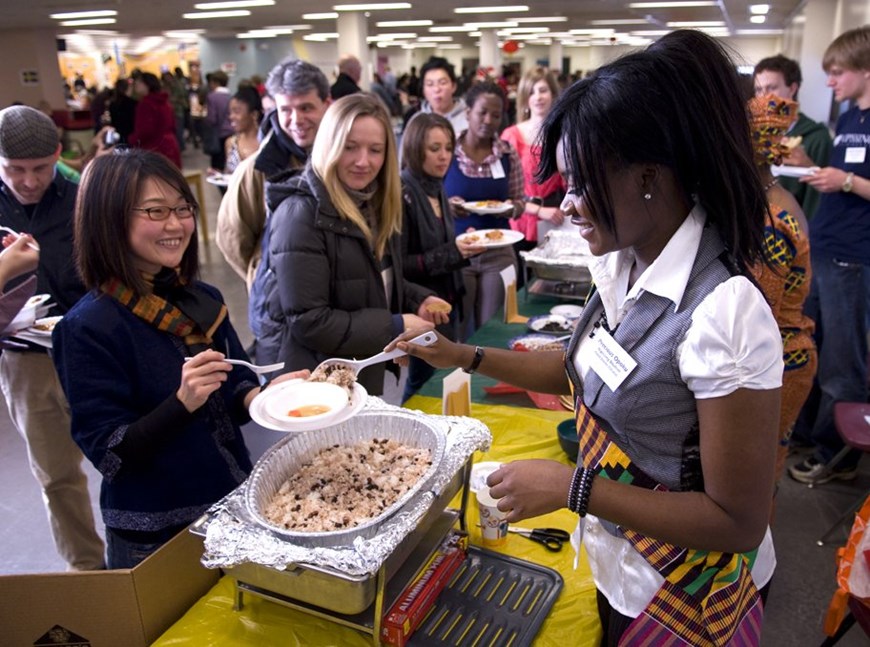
left=153, top=288, right=601, bottom=646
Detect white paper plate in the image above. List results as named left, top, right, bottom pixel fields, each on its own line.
left=263, top=381, right=349, bottom=425
left=250, top=380, right=368, bottom=432
left=206, top=174, right=231, bottom=187
left=462, top=200, right=513, bottom=215
left=527, top=314, right=573, bottom=335
left=457, top=229, right=524, bottom=249
left=772, top=165, right=819, bottom=178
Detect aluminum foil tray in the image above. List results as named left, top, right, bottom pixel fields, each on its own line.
left=245, top=409, right=447, bottom=547
left=520, top=230, right=594, bottom=283
left=199, top=398, right=491, bottom=578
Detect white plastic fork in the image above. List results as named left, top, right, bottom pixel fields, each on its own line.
left=313, top=330, right=438, bottom=376
left=183, top=356, right=284, bottom=375
left=0, top=225, right=40, bottom=251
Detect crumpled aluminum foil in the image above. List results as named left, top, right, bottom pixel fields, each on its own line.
left=200, top=397, right=491, bottom=576
left=520, top=230, right=594, bottom=267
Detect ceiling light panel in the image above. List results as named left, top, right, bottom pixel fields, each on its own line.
left=333, top=3, right=412, bottom=10
left=59, top=18, right=117, bottom=26
left=194, top=0, right=274, bottom=8
left=376, top=20, right=432, bottom=26
left=50, top=10, right=117, bottom=19
left=454, top=5, right=528, bottom=13
left=183, top=10, right=251, bottom=19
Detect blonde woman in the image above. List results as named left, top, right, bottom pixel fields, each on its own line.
left=500, top=67, right=566, bottom=247
left=249, top=94, right=448, bottom=394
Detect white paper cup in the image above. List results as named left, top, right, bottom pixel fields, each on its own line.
left=476, top=487, right=509, bottom=547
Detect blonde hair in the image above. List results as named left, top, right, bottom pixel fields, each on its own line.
left=516, top=66, right=560, bottom=121
left=310, top=94, right=402, bottom=259
left=823, top=25, right=870, bottom=72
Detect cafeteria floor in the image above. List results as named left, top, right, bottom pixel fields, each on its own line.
left=0, top=148, right=867, bottom=646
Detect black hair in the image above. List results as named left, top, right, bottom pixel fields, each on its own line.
left=464, top=81, right=505, bottom=110
left=420, top=56, right=456, bottom=84
left=232, top=86, right=263, bottom=123
left=538, top=29, right=768, bottom=274
left=139, top=72, right=162, bottom=94
left=754, top=54, right=802, bottom=89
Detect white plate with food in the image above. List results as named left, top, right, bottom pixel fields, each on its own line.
left=772, top=165, right=819, bottom=178
left=508, top=334, right=569, bottom=353
left=527, top=314, right=574, bottom=335
left=27, top=315, right=63, bottom=337
left=462, top=200, right=513, bottom=215
left=550, top=304, right=584, bottom=320
left=250, top=379, right=367, bottom=432
left=458, top=229, right=524, bottom=248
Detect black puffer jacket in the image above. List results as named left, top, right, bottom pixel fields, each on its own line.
left=252, top=166, right=433, bottom=394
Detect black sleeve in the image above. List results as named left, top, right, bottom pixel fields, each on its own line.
left=111, top=394, right=196, bottom=466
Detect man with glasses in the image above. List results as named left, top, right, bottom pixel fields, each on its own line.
left=216, top=59, right=330, bottom=294
left=0, top=106, right=104, bottom=570
left=403, top=56, right=468, bottom=136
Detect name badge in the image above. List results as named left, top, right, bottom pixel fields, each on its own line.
left=586, top=326, right=638, bottom=392
left=490, top=159, right=506, bottom=179
left=845, top=147, right=867, bottom=164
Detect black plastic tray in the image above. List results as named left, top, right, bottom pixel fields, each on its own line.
left=408, top=545, right=563, bottom=646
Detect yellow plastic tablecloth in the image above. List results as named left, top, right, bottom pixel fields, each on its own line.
left=153, top=396, right=601, bottom=646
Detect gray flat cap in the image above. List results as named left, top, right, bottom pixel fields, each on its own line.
left=0, top=106, right=60, bottom=160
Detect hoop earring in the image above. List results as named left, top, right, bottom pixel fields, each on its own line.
left=643, top=193, right=652, bottom=200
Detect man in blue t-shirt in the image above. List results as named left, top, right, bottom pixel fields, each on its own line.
left=790, top=25, right=870, bottom=485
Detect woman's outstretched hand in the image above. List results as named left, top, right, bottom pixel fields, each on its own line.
left=384, top=327, right=470, bottom=370
left=486, top=459, right=575, bottom=523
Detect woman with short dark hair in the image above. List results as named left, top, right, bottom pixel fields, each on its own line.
left=53, top=149, right=305, bottom=568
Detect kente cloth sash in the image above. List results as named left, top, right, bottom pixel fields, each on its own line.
left=101, top=275, right=226, bottom=351
left=574, top=398, right=763, bottom=646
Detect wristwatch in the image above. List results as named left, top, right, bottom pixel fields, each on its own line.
left=462, top=346, right=485, bottom=374
left=843, top=172, right=854, bottom=193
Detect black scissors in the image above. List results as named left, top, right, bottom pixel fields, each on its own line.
left=507, top=527, right=570, bottom=552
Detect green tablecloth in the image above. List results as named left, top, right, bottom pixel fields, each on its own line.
left=417, top=291, right=565, bottom=405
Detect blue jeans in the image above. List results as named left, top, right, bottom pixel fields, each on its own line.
left=106, top=528, right=165, bottom=569
left=805, top=255, right=870, bottom=467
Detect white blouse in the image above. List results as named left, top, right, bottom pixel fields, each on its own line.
left=571, top=206, right=782, bottom=617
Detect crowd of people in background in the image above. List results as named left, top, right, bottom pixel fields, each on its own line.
left=2, top=25, right=870, bottom=643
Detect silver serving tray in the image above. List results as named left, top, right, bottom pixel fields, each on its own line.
left=226, top=469, right=464, bottom=615
left=521, top=230, right=593, bottom=283
left=245, top=410, right=447, bottom=547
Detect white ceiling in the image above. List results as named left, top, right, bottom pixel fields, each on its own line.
left=7, top=1, right=804, bottom=53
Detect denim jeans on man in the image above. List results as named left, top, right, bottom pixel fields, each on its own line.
left=803, top=254, right=870, bottom=468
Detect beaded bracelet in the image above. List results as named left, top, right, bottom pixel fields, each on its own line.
left=567, top=465, right=585, bottom=512
left=567, top=465, right=594, bottom=517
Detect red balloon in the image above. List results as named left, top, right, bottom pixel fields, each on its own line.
left=502, top=40, right=519, bottom=54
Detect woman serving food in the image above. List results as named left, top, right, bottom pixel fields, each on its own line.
left=52, top=149, right=306, bottom=568
left=390, top=30, right=782, bottom=646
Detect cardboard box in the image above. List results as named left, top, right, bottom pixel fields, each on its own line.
left=0, top=530, right=219, bottom=647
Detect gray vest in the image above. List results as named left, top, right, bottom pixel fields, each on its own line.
left=566, top=224, right=736, bottom=493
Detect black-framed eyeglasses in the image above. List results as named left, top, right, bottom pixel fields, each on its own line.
left=132, top=204, right=197, bottom=221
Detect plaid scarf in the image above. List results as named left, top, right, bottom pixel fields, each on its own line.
left=101, top=269, right=227, bottom=352
left=575, top=399, right=763, bottom=646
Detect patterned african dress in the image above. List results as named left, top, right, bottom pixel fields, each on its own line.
left=752, top=202, right=817, bottom=482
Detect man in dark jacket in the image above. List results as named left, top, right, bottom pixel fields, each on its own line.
left=330, top=55, right=363, bottom=100
left=754, top=55, right=833, bottom=220
left=216, top=59, right=330, bottom=293
left=0, top=106, right=104, bottom=570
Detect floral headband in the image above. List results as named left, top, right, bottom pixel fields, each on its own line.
left=748, top=93, right=799, bottom=167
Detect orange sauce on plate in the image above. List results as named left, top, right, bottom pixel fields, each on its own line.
left=287, top=404, right=331, bottom=418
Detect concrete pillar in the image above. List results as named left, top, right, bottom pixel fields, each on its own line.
left=479, top=30, right=500, bottom=72
left=549, top=42, right=564, bottom=74
left=337, top=11, right=370, bottom=89
left=798, top=0, right=837, bottom=124
left=0, top=29, right=65, bottom=109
